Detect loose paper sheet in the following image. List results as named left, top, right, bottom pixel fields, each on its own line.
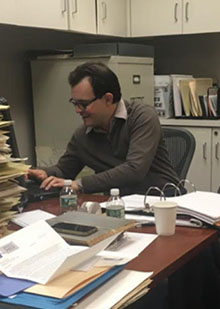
left=76, top=269, right=153, bottom=309
left=0, top=220, right=119, bottom=284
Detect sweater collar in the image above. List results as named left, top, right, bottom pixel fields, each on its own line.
left=86, top=99, right=127, bottom=134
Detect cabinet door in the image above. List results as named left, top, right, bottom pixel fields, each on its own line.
left=0, top=0, right=16, bottom=25
left=14, top=0, right=68, bottom=30
left=130, top=0, right=182, bottom=37
left=183, top=0, right=220, bottom=34
left=184, top=127, right=212, bottom=191
left=69, top=0, right=96, bottom=34
left=97, top=0, right=128, bottom=36
left=211, top=129, right=220, bottom=192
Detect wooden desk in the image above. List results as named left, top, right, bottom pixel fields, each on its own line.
left=15, top=194, right=219, bottom=290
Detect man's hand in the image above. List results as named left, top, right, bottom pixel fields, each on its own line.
left=40, top=176, right=65, bottom=190
left=40, top=177, right=79, bottom=192
left=28, top=169, right=48, bottom=182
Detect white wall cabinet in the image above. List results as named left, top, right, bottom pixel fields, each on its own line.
left=131, top=0, right=220, bottom=37
left=161, top=119, right=220, bottom=192
left=14, top=0, right=68, bottom=30
left=68, top=0, right=96, bottom=34
left=97, top=0, right=128, bottom=36
left=0, top=0, right=128, bottom=36
left=184, top=127, right=212, bottom=192
left=182, top=0, right=220, bottom=35
left=0, top=0, right=17, bottom=25
left=14, top=0, right=96, bottom=34
left=185, top=127, right=220, bottom=193
left=211, top=128, right=220, bottom=192
left=131, top=0, right=182, bottom=37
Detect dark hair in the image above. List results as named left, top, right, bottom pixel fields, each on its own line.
left=68, top=62, right=121, bottom=103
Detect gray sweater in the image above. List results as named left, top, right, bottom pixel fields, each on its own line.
left=44, top=101, right=179, bottom=195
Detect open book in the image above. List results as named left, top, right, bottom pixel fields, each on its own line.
left=115, top=192, right=220, bottom=227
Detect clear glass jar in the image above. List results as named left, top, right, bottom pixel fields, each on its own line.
left=106, top=188, right=125, bottom=218
left=59, top=180, right=78, bottom=213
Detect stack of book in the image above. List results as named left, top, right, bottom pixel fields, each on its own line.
left=0, top=104, right=29, bottom=237
left=171, top=75, right=219, bottom=118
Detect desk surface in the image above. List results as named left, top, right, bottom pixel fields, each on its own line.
left=12, top=194, right=219, bottom=288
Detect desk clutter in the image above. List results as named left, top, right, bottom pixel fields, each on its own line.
left=108, top=189, right=220, bottom=228
left=0, top=219, right=155, bottom=308
left=0, top=101, right=29, bottom=237
left=154, top=74, right=220, bottom=119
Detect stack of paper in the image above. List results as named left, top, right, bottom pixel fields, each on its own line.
left=76, top=269, right=153, bottom=309
left=0, top=220, right=156, bottom=308
left=0, top=104, right=29, bottom=236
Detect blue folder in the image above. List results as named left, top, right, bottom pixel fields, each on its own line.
left=0, top=264, right=124, bottom=309
left=0, top=274, right=35, bottom=297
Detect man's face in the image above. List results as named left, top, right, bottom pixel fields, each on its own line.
left=70, top=77, right=113, bottom=129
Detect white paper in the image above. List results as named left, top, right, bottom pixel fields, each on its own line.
left=0, top=220, right=119, bottom=284
left=125, top=213, right=203, bottom=228
left=76, top=269, right=153, bottom=309
left=11, top=209, right=56, bottom=227
left=96, top=232, right=158, bottom=267
left=100, top=194, right=146, bottom=211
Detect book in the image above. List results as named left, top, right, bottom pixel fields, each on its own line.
left=179, top=79, right=194, bottom=116
left=47, top=211, right=136, bottom=246
left=171, top=74, right=193, bottom=117
left=189, top=78, right=213, bottom=117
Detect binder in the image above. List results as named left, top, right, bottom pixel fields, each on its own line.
left=143, top=180, right=220, bottom=227
left=114, top=180, right=220, bottom=228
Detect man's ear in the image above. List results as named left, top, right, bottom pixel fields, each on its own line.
left=103, top=92, right=114, bottom=105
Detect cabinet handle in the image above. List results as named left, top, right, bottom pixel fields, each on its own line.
left=215, top=142, right=220, bottom=160
left=61, top=0, right=67, bottom=13
left=185, top=1, right=189, bottom=22
left=174, top=3, right=178, bottom=22
left=203, top=142, right=207, bottom=160
left=71, top=0, right=78, bottom=14
left=101, top=2, right=107, bottom=20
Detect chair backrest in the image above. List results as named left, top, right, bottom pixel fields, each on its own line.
left=162, top=126, right=196, bottom=180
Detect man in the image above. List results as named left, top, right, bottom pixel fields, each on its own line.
left=29, top=62, right=178, bottom=195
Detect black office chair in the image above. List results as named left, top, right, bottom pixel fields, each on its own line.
left=162, top=127, right=196, bottom=180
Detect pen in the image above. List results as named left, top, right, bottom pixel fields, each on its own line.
left=135, top=222, right=155, bottom=228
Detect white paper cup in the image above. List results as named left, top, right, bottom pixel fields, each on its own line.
left=152, top=201, right=177, bottom=236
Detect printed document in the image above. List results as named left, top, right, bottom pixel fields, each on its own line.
left=0, top=220, right=119, bottom=284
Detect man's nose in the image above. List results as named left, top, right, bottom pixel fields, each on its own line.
left=74, top=105, right=82, bottom=113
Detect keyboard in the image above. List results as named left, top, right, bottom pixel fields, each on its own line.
left=26, top=181, right=60, bottom=202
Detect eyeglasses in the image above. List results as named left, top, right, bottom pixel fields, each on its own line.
left=69, top=96, right=99, bottom=110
